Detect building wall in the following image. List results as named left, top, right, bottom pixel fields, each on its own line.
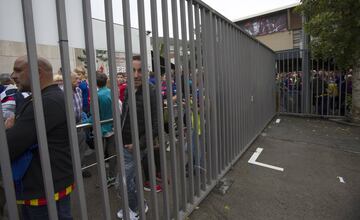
left=0, top=40, right=77, bottom=74
left=256, top=31, right=293, bottom=51
left=0, top=0, right=151, bottom=74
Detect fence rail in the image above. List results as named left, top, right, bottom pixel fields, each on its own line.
left=0, top=0, right=275, bottom=219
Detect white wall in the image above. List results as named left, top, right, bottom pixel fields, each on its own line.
left=0, top=0, right=152, bottom=71
left=0, top=0, right=85, bottom=48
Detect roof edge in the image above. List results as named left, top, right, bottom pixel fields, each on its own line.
left=233, top=2, right=301, bottom=23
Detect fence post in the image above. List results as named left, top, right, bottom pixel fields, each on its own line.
left=302, top=15, right=311, bottom=114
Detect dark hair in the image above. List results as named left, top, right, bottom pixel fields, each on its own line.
left=132, top=55, right=141, bottom=61
left=0, top=73, right=13, bottom=85
left=96, top=72, right=108, bottom=88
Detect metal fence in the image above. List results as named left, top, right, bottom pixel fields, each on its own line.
left=276, top=49, right=352, bottom=118
left=0, top=0, right=275, bottom=219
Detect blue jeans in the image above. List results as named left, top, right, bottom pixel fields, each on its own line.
left=21, top=195, right=72, bottom=220
left=123, top=148, right=145, bottom=212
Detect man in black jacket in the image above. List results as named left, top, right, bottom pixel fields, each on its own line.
left=117, top=55, right=159, bottom=219
left=5, top=56, right=73, bottom=219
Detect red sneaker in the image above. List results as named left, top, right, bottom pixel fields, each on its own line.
left=143, top=181, right=162, bottom=193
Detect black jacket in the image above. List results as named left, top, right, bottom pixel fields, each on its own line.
left=6, top=84, right=73, bottom=200
left=121, top=84, right=159, bottom=151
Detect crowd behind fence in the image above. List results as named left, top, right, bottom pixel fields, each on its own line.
left=276, top=50, right=352, bottom=117
left=0, top=0, right=275, bottom=219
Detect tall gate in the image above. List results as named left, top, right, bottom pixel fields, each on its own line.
left=276, top=49, right=352, bottom=118
left=0, top=0, right=275, bottom=219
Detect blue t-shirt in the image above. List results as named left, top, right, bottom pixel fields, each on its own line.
left=78, top=80, right=89, bottom=111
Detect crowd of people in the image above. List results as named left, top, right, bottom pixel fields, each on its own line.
left=276, top=70, right=353, bottom=115
left=0, top=54, right=202, bottom=219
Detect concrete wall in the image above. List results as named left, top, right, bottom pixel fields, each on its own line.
left=0, top=40, right=77, bottom=74
left=256, top=31, right=293, bottom=51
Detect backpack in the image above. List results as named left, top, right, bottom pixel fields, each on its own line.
left=12, top=144, right=38, bottom=183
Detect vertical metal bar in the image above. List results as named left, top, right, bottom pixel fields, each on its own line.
left=103, top=0, right=132, bottom=219
left=195, top=5, right=207, bottom=191
left=228, top=24, right=232, bottom=163
left=150, top=0, right=171, bottom=218
left=179, top=0, right=194, bottom=205
left=239, top=31, right=243, bottom=154
left=248, top=39, right=253, bottom=141
left=230, top=26, right=235, bottom=161
left=291, top=52, right=294, bottom=113
left=82, top=0, right=111, bottom=219
left=316, top=59, right=319, bottom=115
left=332, top=60, right=335, bottom=116
left=302, top=49, right=310, bottom=114
left=225, top=23, right=230, bottom=167
left=162, top=0, right=180, bottom=218
left=209, top=12, right=219, bottom=179
left=278, top=53, right=281, bottom=112
left=234, top=27, right=238, bottom=157
left=221, top=21, right=226, bottom=164
left=310, top=59, right=314, bottom=114
left=338, top=65, right=343, bottom=116
left=282, top=53, right=285, bottom=113
left=136, top=0, right=160, bottom=218
left=300, top=50, right=304, bottom=114
left=228, top=25, right=233, bottom=161
left=214, top=17, right=220, bottom=171
left=236, top=30, right=241, bottom=156
left=345, top=70, right=348, bottom=116
left=297, top=51, right=300, bottom=114
left=0, top=107, right=19, bottom=220
left=327, top=59, right=330, bottom=115
left=321, top=60, right=325, bottom=115
left=220, top=21, right=225, bottom=168
left=221, top=21, right=228, bottom=168
left=236, top=30, right=240, bottom=155
left=188, top=1, right=201, bottom=198
left=201, top=8, right=213, bottom=185
left=55, top=1, right=88, bottom=219
left=218, top=19, right=224, bottom=172
left=244, top=36, right=248, bottom=146
left=21, top=1, right=58, bottom=219
left=286, top=52, right=290, bottom=113
left=169, top=0, right=185, bottom=215
left=240, top=32, right=244, bottom=150
left=121, top=0, right=146, bottom=218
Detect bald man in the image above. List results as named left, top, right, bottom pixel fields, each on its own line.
left=5, top=56, right=74, bottom=219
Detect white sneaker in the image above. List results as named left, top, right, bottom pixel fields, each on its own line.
left=84, top=148, right=94, bottom=157
left=116, top=204, right=149, bottom=219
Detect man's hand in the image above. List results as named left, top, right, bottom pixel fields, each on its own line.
left=5, top=116, right=15, bottom=129
left=124, top=144, right=133, bottom=151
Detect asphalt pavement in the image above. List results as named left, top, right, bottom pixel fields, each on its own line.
left=189, top=116, right=360, bottom=220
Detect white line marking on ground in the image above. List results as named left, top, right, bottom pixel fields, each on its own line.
left=337, top=176, right=345, bottom=183
left=248, top=148, right=284, bottom=172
